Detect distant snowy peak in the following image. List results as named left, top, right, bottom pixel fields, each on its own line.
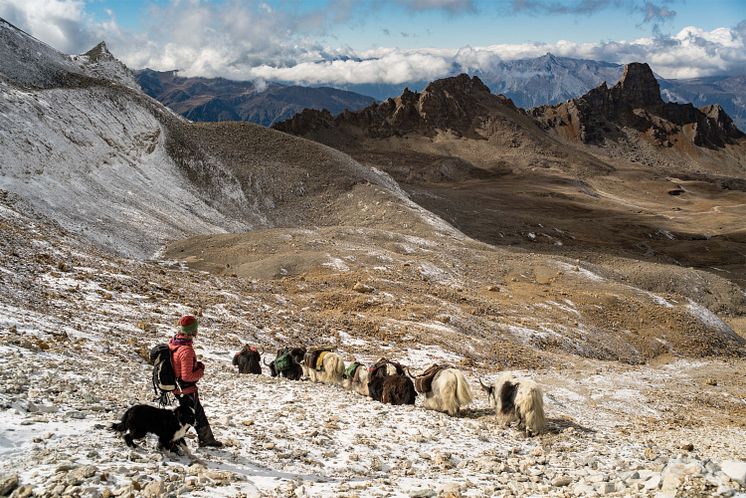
left=71, top=41, right=140, bottom=90
left=475, top=54, right=624, bottom=109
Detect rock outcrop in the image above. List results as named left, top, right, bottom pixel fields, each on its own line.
left=532, top=62, right=744, bottom=148
left=275, top=74, right=518, bottom=139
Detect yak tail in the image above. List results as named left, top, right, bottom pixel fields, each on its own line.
left=452, top=370, right=473, bottom=407
left=111, top=421, right=125, bottom=432
left=520, top=384, right=545, bottom=435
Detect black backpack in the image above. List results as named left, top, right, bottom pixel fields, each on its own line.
left=149, top=344, right=177, bottom=405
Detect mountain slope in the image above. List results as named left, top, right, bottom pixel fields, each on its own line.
left=0, top=19, right=407, bottom=258
left=135, top=68, right=375, bottom=126
left=477, top=53, right=624, bottom=109
left=661, top=74, right=746, bottom=131
left=275, top=74, right=611, bottom=178
left=1, top=191, right=745, bottom=497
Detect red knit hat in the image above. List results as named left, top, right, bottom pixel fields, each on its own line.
left=178, top=315, right=198, bottom=335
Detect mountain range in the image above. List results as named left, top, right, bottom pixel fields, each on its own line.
left=137, top=53, right=745, bottom=131
left=337, top=54, right=746, bottom=131
left=135, top=68, right=375, bottom=126
left=275, top=67, right=746, bottom=289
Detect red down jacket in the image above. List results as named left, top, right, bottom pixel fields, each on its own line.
left=169, top=335, right=204, bottom=395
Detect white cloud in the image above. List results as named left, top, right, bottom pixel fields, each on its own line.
left=0, top=0, right=97, bottom=53
left=0, top=0, right=743, bottom=84
left=248, top=51, right=453, bottom=84
left=241, top=25, right=746, bottom=83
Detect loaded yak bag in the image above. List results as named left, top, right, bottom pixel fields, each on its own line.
left=274, top=349, right=293, bottom=373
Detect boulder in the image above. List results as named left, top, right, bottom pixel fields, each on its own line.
left=0, top=475, right=19, bottom=496
left=721, top=460, right=746, bottom=485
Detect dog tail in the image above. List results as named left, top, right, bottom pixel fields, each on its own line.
left=110, top=421, right=126, bottom=432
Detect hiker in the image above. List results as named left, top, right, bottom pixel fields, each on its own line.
left=169, top=314, right=223, bottom=448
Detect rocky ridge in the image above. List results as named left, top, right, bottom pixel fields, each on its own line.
left=275, top=74, right=518, bottom=139
left=533, top=63, right=744, bottom=149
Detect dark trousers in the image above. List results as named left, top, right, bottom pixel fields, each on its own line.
left=177, top=391, right=217, bottom=444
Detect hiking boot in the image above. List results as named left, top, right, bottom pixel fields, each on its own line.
left=196, top=424, right=221, bottom=448
left=198, top=439, right=223, bottom=448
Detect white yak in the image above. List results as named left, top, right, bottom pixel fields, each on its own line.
left=302, top=351, right=345, bottom=385
left=421, top=368, right=473, bottom=416
left=480, top=373, right=545, bottom=436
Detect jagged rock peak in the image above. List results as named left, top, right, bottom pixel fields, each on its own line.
left=537, top=52, right=559, bottom=64
left=274, top=73, right=517, bottom=139
left=84, top=41, right=114, bottom=61
left=422, top=73, right=491, bottom=97
left=613, top=62, right=662, bottom=107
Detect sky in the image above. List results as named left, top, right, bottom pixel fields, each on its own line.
left=0, top=0, right=744, bottom=84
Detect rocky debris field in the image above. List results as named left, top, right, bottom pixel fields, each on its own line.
left=0, top=193, right=745, bottom=498
left=2, top=355, right=746, bottom=498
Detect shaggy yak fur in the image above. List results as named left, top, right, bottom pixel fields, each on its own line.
left=111, top=402, right=196, bottom=452
left=419, top=368, right=473, bottom=416
left=232, top=345, right=262, bottom=374
left=367, top=358, right=409, bottom=402
left=368, top=358, right=417, bottom=405
left=302, top=351, right=345, bottom=385
left=482, top=373, right=545, bottom=436
left=380, top=374, right=417, bottom=405
left=264, top=347, right=305, bottom=380
left=343, top=363, right=369, bottom=396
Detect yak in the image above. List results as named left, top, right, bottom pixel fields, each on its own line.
left=343, top=361, right=370, bottom=396
left=410, top=365, right=472, bottom=416
left=302, top=349, right=345, bottom=385
left=367, top=373, right=417, bottom=405
left=342, top=359, right=397, bottom=396
left=480, top=373, right=545, bottom=436
left=264, top=347, right=305, bottom=380
left=232, top=345, right=262, bottom=375
left=367, top=358, right=415, bottom=405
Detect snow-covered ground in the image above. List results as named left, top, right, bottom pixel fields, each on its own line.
left=0, top=195, right=745, bottom=498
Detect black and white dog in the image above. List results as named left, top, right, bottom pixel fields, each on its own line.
left=111, top=400, right=196, bottom=453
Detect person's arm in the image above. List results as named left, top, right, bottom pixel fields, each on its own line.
left=177, top=347, right=205, bottom=383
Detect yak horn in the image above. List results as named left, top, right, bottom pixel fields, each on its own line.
left=479, top=378, right=491, bottom=391
left=263, top=358, right=271, bottom=366
left=405, top=367, right=418, bottom=380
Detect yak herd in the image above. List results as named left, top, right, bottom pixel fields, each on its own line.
left=233, top=345, right=546, bottom=436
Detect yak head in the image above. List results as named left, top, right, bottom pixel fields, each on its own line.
left=479, top=378, right=497, bottom=407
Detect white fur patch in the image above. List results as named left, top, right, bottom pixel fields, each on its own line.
left=171, top=424, right=191, bottom=442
